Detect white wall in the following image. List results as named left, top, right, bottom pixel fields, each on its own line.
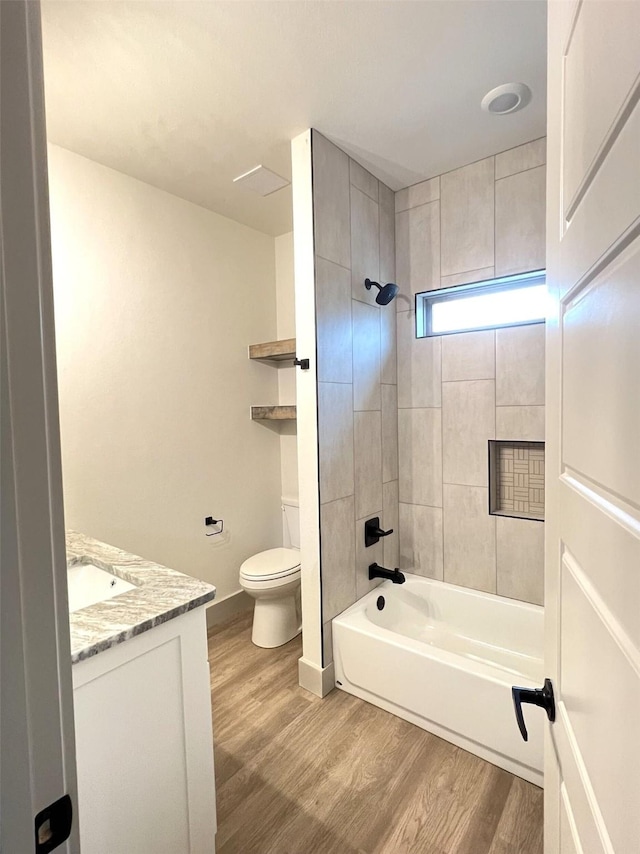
left=48, top=145, right=284, bottom=601
left=275, top=231, right=299, bottom=503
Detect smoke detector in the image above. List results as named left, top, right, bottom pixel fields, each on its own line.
left=481, top=83, right=532, bottom=115
left=233, top=165, right=290, bottom=196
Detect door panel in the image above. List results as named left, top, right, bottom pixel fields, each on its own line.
left=0, top=1, right=78, bottom=850
left=560, top=480, right=640, bottom=646
left=553, top=710, right=607, bottom=854
left=562, top=0, right=640, bottom=218
left=546, top=1, right=640, bottom=851
left=560, top=551, right=640, bottom=850
left=562, top=240, right=640, bottom=503
left=560, top=786, right=582, bottom=854
left=561, top=101, right=640, bottom=293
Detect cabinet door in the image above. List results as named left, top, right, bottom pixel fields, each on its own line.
left=72, top=610, right=216, bottom=853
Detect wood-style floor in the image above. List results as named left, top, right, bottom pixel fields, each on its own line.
left=208, top=613, right=543, bottom=854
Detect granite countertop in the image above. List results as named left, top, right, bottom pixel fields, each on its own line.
left=67, top=531, right=216, bottom=664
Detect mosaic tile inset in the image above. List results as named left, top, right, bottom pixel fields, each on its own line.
left=493, top=441, right=544, bottom=520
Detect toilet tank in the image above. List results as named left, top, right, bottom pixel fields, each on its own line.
left=282, top=498, right=300, bottom=549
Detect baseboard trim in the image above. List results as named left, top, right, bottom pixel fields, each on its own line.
left=206, top=590, right=252, bottom=628
left=298, top=656, right=335, bottom=698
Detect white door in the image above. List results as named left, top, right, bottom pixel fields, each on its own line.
left=544, top=0, right=640, bottom=851
left=0, top=1, right=79, bottom=851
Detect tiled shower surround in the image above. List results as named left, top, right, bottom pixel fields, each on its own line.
left=395, top=138, right=546, bottom=607
left=313, top=133, right=546, bottom=666
left=312, top=132, right=398, bottom=666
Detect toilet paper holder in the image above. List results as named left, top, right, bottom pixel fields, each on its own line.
left=205, top=516, right=224, bottom=537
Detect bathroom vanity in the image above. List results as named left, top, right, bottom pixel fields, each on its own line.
left=67, top=532, right=217, bottom=854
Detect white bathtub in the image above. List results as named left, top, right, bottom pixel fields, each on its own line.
left=332, top=574, right=544, bottom=786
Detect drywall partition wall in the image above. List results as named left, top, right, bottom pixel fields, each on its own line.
left=291, top=130, right=325, bottom=692
left=48, top=144, right=283, bottom=605
left=395, top=138, right=546, bottom=605
left=312, top=131, right=398, bottom=667
left=275, top=231, right=299, bottom=502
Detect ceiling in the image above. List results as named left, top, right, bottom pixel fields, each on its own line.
left=41, top=1, right=547, bottom=237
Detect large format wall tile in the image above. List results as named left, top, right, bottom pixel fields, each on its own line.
left=379, top=182, right=396, bottom=285
left=350, top=159, right=378, bottom=202
left=397, top=313, right=441, bottom=408
left=318, top=382, right=354, bottom=503
left=383, top=480, right=400, bottom=568
left=394, top=140, right=546, bottom=606
left=352, top=299, right=381, bottom=411
left=399, top=503, right=443, bottom=579
left=440, top=157, right=494, bottom=277
left=315, top=144, right=396, bottom=653
left=313, top=133, right=350, bottom=269
left=354, top=410, right=383, bottom=519
left=496, top=406, right=545, bottom=441
left=440, top=266, right=495, bottom=289
left=355, top=510, right=384, bottom=599
left=380, top=302, right=397, bottom=385
left=381, top=383, right=399, bottom=483
left=495, top=138, right=546, bottom=180
left=398, top=408, right=442, bottom=506
left=442, top=380, right=495, bottom=486
left=443, top=485, right=496, bottom=592
left=351, top=187, right=380, bottom=305
left=495, top=165, right=546, bottom=276
left=496, top=324, right=545, bottom=406
left=395, top=200, right=440, bottom=303
left=315, top=256, right=352, bottom=384
left=441, top=330, right=495, bottom=381
left=321, top=495, right=356, bottom=621
left=496, top=516, right=544, bottom=605
left=395, top=176, right=440, bottom=213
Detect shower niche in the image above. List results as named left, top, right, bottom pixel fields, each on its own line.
left=489, top=440, right=545, bottom=521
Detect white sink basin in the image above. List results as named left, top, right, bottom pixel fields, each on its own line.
left=67, top=563, right=136, bottom=613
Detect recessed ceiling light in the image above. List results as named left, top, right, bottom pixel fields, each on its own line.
left=481, top=83, right=532, bottom=115
left=233, top=165, right=290, bottom=196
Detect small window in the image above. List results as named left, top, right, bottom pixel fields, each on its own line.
left=416, top=270, right=546, bottom=337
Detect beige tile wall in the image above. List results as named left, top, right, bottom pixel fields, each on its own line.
left=394, top=138, right=547, bottom=606
left=313, top=132, right=398, bottom=665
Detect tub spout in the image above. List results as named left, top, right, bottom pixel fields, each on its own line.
left=368, top=563, right=405, bottom=584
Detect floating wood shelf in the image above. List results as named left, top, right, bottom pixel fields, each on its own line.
left=248, top=338, right=296, bottom=362
left=251, top=405, right=297, bottom=422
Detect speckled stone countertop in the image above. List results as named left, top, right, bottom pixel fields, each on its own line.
left=67, top=531, right=216, bottom=664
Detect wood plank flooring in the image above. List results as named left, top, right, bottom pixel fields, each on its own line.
left=208, top=614, right=543, bottom=854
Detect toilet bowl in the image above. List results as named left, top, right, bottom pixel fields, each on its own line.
left=239, top=548, right=301, bottom=648
left=239, top=499, right=302, bottom=648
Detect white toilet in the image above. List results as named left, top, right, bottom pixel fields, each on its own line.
left=239, top=499, right=301, bottom=648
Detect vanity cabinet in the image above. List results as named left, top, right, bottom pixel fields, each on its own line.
left=72, top=606, right=216, bottom=854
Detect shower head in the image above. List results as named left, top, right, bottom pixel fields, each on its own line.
left=364, top=278, right=399, bottom=306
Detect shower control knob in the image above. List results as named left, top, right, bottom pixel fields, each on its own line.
left=364, top=517, right=394, bottom=548
left=511, top=678, right=556, bottom=742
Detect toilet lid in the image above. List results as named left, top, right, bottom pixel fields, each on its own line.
left=240, top=548, right=301, bottom=581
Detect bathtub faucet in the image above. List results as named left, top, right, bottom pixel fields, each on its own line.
left=368, top=563, right=405, bottom=584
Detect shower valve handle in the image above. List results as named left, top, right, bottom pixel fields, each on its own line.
left=364, top=517, right=394, bottom=548
left=511, top=678, right=556, bottom=742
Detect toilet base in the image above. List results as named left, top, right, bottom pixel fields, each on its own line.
left=251, top=594, right=300, bottom=648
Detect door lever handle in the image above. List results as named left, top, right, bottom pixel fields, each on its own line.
left=512, top=678, right=556, bottom=741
